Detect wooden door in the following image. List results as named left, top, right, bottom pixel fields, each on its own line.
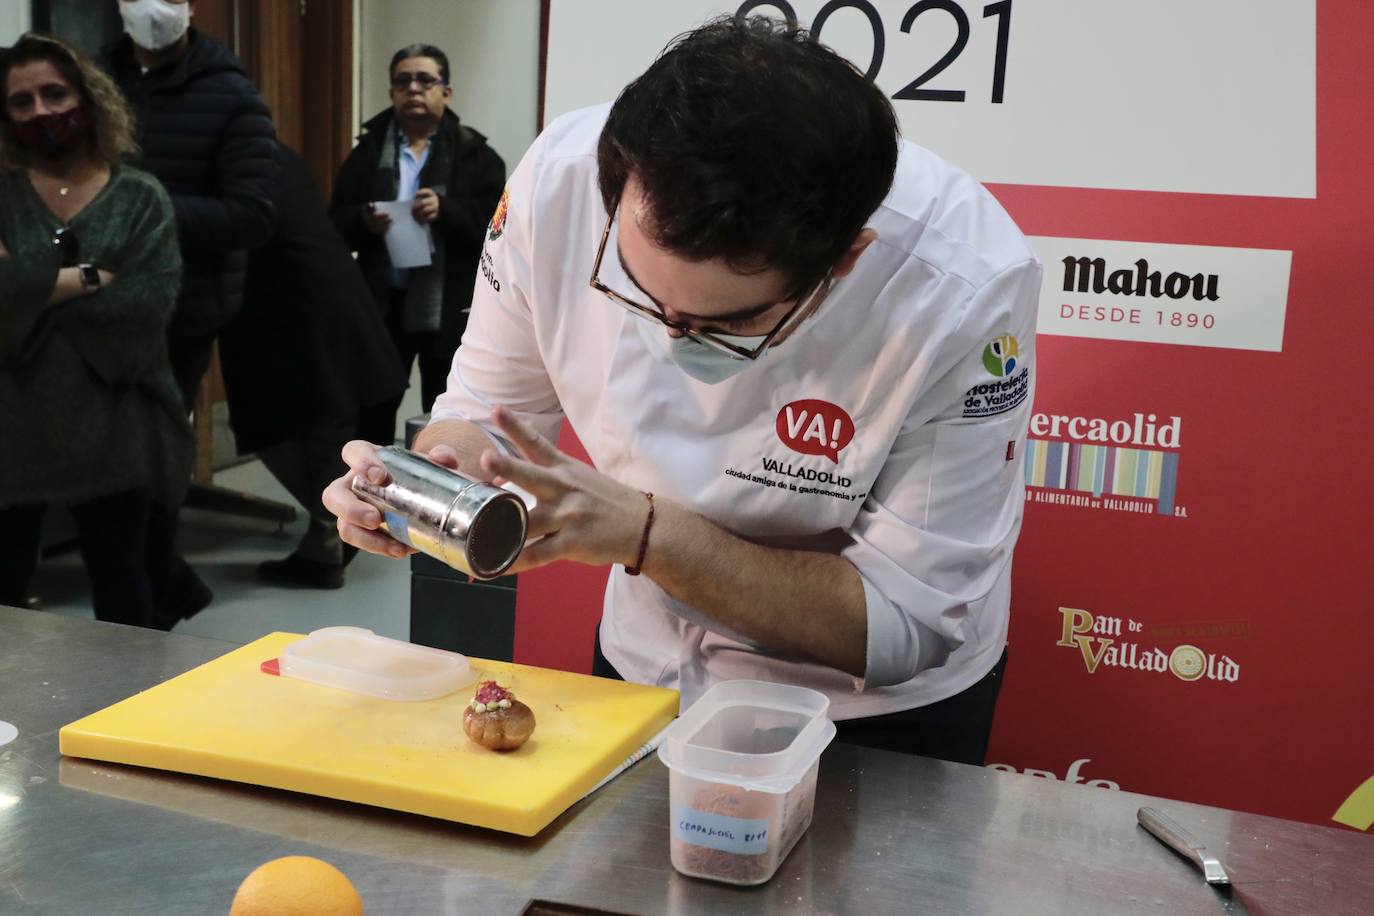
left=235, top=0, right=354, bottom=200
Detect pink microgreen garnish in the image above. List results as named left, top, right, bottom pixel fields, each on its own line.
left=475, top=680, right=513, bottom=705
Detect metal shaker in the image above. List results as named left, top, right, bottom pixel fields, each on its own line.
left=349, top=446, right=528, bottom=579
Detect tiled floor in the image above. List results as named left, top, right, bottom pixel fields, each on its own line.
left=29, top=377, right=424, bottom=647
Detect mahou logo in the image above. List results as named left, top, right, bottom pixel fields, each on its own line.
left=1061, top=255, right=1220, bottom=302
left=775, top=400, right=855, bottom=464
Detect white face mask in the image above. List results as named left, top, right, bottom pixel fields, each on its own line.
left=634, top=318, right=762, bottom=385
left=120, top=0, right=191, bottom=52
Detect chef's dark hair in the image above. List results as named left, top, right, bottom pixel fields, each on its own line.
left=389, top=43, right=450, bottom=85
left=597, top=15, right=899, bottom=298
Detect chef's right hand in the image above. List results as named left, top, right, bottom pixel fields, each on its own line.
left=363, top=203, right=392, bottom=235
left=322, top=440, right=464, bottom=559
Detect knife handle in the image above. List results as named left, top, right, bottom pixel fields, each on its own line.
left=1138, top=806, right=1208, bottom=862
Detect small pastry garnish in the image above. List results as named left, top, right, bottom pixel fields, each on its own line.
left=463, top=680, right=535, bottom=751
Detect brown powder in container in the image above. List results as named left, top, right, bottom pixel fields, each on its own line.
left=671, top=784, right=778, bottom=885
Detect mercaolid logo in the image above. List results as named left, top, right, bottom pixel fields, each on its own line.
left=774, top=399, right=855, bottom=464
left=1024, top=411, right=1187, bottom=519
left=983, top=335, right=1020, bottom=377
left=487, top=187, right=510, bottom=241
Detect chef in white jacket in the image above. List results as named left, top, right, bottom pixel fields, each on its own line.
left=324, top=16, right=1041, bottom=764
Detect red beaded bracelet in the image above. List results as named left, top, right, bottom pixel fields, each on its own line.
left=625, top=492, right=655, bottom=576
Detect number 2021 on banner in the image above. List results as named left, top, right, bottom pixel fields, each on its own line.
left=737, top=0, right=1012, bottom=103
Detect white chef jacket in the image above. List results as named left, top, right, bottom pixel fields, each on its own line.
left=431, top=104, right=1041, bottom=720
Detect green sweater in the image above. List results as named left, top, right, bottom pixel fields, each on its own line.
left=0, top=165, right=192, bottom=509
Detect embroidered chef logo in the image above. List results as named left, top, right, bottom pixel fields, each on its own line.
left=983, top=335, right=1020, bottom=377
left=775, top=399, right=855, bottom=464
left=487, top=187, right=510, bottom=241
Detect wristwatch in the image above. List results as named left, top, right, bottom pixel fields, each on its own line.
left=77, top=264, right=101, bottom=291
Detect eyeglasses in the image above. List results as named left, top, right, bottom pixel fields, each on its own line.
left=390, top=72, right=445, bottom=91
left=52, top=227, right=79, bottom=266
left=588, top=204, right=833, bottom=361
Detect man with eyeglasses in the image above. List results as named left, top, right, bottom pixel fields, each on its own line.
left=331, top=43, right=506, bottom=448
left=325, top=18, right=1041, bottom=765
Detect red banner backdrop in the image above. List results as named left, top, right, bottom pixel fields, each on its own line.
left=519, top=1, right=1373, bottom=830
left=984, top=2, right=1374, bottom=829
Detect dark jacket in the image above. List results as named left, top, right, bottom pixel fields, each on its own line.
left=330, top=108, right=505, bottom=357
left=101, top=30, right=278, bottom=339
left=219, top=145, right=407, bottom=454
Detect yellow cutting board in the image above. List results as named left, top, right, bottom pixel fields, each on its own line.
left=59, top=633, right=679, bottom=836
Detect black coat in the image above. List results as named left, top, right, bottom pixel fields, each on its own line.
left=330, top=108, right=506, bottom=358
left=101, top=30, right=278, bottom=339
left=219, top=146, right=408, bottom=455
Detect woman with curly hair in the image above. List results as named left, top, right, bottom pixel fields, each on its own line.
left=0, top=33, right=192, bottom=629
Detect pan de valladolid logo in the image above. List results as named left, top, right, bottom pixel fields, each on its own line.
left=1057, top=607, right=1241, bottom=683
left=1023, top=410, right=1187, bottom=519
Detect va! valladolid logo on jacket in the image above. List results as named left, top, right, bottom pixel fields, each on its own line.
left=722, top=399, right=870, bottom=502
left=1057, top=607, right=1240, bottom=683
left=963, top=335, right=1030, bottom=419
left=1023, top=410, right=1188, bottom=519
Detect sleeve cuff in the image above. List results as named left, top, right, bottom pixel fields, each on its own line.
left=859, top=572, right=958, bottom=689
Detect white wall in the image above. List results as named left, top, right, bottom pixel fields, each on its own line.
left=0, top=0, right=32, bottom=43
left=545, top=0, right=1316, bottom=199
left=358, top=0, right=540, bottom=174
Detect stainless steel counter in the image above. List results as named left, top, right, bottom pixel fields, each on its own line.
left=2, top=606, right=1371, bottom=915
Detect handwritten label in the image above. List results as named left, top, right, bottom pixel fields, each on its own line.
left=672, top=805, right=771, bottom=855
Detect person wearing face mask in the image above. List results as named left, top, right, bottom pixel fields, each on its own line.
left=100, top=0, right=277, bottom=407
left=324, top=18, right=1042, bottom=765
left=0, top=34, right=192, bottom=630
left=100, top=0, right=279, bottom=621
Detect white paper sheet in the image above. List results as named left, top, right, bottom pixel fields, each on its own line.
left=374, top=200, right=433, bottom=269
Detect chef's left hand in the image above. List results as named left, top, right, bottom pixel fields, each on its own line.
left=412, top=188, right=441, bottom=224
left=481, top=406, right=650, bottom=573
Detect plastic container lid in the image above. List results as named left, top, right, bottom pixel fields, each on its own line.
left=658, top=680, right=837, bottom=793
left=278, top=627, right=476, bottom=701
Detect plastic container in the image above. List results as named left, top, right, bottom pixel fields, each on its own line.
left=657, top=680, right=836, bottom=885
left=279, top=627, right=476, bottom=700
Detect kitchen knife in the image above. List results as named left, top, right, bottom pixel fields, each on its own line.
left=1138, top=805, right=1231, bottom=885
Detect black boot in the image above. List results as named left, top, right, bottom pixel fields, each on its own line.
left=257, top=552, right=345, bottom=589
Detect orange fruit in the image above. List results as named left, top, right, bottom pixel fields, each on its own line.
left=229, top=855, right=363, bottom=915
